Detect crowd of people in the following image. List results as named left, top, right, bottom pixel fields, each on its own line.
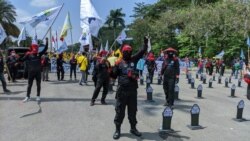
left=1, top=36, right=250, bottom=140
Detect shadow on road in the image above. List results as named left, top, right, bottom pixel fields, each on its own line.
left=121, top=131, right=190, bottom=141
left=0, top=91, right=26, bottom=95
left=20, top=103, right=42, bottom=118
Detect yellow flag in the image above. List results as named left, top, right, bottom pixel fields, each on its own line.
left=60, top=12, right=72, bottom=40
left=114, top=49, right=123, bottom=59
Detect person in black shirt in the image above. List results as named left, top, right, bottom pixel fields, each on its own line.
left=57, top=53, right=65, bottom=81
left=22, top=38, right=48, bottom=102
left=111, top=37, right=148, bottom=140
left=70, top=54, right=77, bottom=80
left=6, top=50, right=18, bottom=82
left=161, top=48, right=180, bottom=107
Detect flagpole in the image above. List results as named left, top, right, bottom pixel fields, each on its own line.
left=42, top=3, right=64, bottom=40
left=49, top=27, right=52, bottom=52
left=70, top=29, right=73, bottom=53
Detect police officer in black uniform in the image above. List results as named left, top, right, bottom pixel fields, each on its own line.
left=22, top=38, right=48, bottom=102
left=90, top=57, right=111, bottom=106
left=161, top=48, right=180, bottom=107
left=111, top=37, right=148, bottom=140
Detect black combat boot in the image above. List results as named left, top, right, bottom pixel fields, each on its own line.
left=130, top=125, right=141, bottom=137
left=113, top=124, right=121, bottom=140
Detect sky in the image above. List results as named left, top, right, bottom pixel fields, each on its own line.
left=9, top=0, right=158, bottom=45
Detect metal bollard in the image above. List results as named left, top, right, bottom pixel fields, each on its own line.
left=231, top=84, right=236, bottom=97
left=146, top=85, right=154, bottom=102
left=213, top=74, right=216, bottom=81
left=238, top=79, right=242, bottom=87
left=140, top=76, right=144, bottom=85
left=202, top=75, right=206, bottom=84
left=161, top=106, right=173, bottom=131
left=200, top=74, right=203, bottom=81
left=191, top=78, right=195, bottom=89
left=236, top=100, right=244, bottom=120
left=218, top=75, right=222, bottom=84
left=146, top=77, right=151, bottom=88
left=188, top=104, right=203, bottom=130
left=229, top=76, right=232, bottom=83
left=174, top=85, right=179, bottom=100
left=225, top=78, right=229, bottom=87
left=208, top=78, right=213, bottom=88
left=196, top=73, right=199, bottom=79
left=197, top=84, right=203, bottom=98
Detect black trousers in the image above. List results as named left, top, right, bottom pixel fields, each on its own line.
left=27, top=71, right=41, bottom=97
left=91, top=78, right=109, bottom=101
left=0, top=73, right=7, bottom=91
left=148, top=69, right=154, bottom=83
left=8, top=66, right=17, bottom=81
left=114, top=88, right=137, bottom=126
left=57, top=68, right=64, bottom=80
left=70, top=66, right=76, bottom=79
left=163, top=78, right=176, bottom=106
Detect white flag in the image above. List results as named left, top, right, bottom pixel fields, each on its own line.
left=147, top=38, right=152, bottom=52
left=89, top=34, right=93, bottom=51
left=116, top=29, right=127, bottom=44
left=79, top=29, right=90, bottom=46
left=80, top=0, right=102, bottom=37
left=0, top=24, right=7, bottom=44
left=99, top=44, right=103, bottom=52
left=17, top=26, right=27, bottom=46
left=20, top=5, right=62, bottom=28
left=57, top=40, right=68, bottom=53
left=105, top=40, right=109, bottom=52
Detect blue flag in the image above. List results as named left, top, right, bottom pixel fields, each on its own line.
left=240, top=48, right=245, bottom=59
left=247, top=36, right=250, bottom=47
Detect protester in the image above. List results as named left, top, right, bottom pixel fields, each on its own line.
left=41, top=53, right=50, bottom=81
left=57, top=53, right=65, bottom=81
left=69, top=54, right=77, bottom=80
left=76, top=52, right=88, bottom=85
left=6, top=50, right=19, bottom=82
left=0, top=51, right=10, bottom=93
left=90, top=56, right=111, bottom=106
left=22, top=38, right=48, bottom=102
left=146, top=52, right=157, bottom=83
left=161, top=47, right=180, bottom=107
left=197, top=59, right=203, bottom=74
left=111, top=37, right=148, bottom=140
left=136, top=56, right=146, bottom=77
left=220, top=60, right=225, bottom=76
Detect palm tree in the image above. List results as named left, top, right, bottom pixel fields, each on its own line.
left=0, top=0, right=20, bottom=38
left=105, top=8, right=126, bottom=41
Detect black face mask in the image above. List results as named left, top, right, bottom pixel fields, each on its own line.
left=168, top=52, right=174, bottom=58
left=123, top=51, right=132, bottom=61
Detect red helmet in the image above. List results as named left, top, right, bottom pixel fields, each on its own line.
left=122, top=44, right=132, bottom=52
left=164, top=47, right=177, bottom=53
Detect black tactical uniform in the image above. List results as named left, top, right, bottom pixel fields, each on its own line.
left=90, top=58, right=110, bottom=106
left=111, top=37, right=148, bottom=140
left=22, top=38, right=48, bottom=102
left=161, top=48, right=180, bottom=107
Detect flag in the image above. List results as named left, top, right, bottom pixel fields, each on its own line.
left=105, top=40, right=109, bottom=52
left=99, top=44, right=103, bottom=52
left=79, top=29, right=90, bottom=46
left=116, top=29, right=127, bottom=44
left=88, top=34, right=93, bottom=51
left=80, top=0, right=102, bottom=37
left=20, top=5, right=62, bottom=28
left=240, top=48, right=245, bottom=59
left=247, top=36, right=250, bottom=47
left=52, top=35, right=56, bottom=49
left=215, top=50, right=224, bottom=59
left=17, top=26, right=27, bottom=46
left=57, top=40, right=68, bottom=53
left=147, top=38, right=152, bottom=52
left=0, top=24, right=7, bottom=44
left=60, top=12, right=72, bottom=41
left=114, top=48, right=123, bottom=59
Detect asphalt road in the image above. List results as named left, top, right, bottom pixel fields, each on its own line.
left=0, top=71, right=250, bottom=141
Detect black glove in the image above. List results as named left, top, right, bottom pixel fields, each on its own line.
left=176, top=77, right=179, bottom=84
left=144, top=36, right=148, bottom=45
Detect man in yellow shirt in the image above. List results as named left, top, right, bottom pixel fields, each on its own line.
left=76, top=52, right=88, bottom=85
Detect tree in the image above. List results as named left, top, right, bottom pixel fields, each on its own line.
left=130, top=2, right=151, bottom=19
left=105, top=8, right=126, bottom=41
left=0, top=0, right=20, bottom=37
